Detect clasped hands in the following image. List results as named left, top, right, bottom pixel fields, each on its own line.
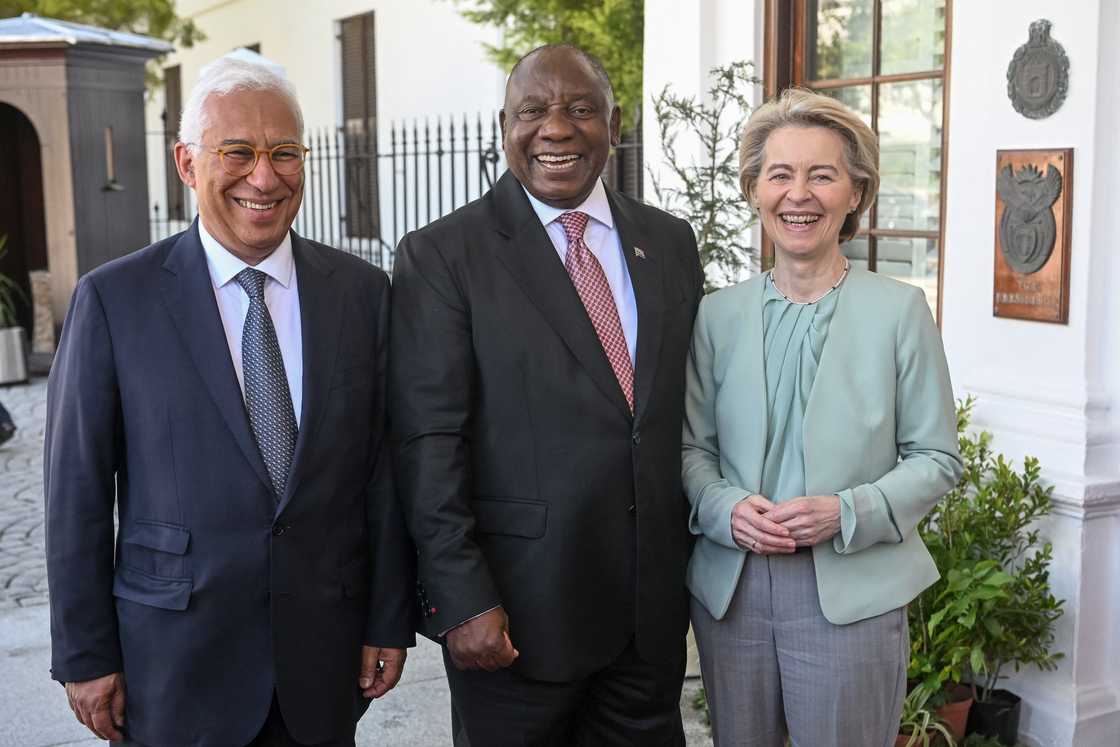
left=65, top=645, right=406, bottom=740
left=730, top=493, right=841, bottom=554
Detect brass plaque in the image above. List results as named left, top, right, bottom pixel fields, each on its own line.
left=993, top=148, right=1072, bottom=323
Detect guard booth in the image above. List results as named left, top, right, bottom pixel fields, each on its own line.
left=0, top=13, right=170, bottom=357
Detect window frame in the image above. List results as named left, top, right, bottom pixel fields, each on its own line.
left=762, top=0, right=953, bottom=323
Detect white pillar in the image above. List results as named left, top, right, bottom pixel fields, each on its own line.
left=942, top=1, right=1120, bottom=744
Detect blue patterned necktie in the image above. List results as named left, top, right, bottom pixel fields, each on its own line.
left=235, top=268, right=297, bottom=499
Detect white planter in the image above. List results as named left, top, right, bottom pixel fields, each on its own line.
left=0, top=327, right=27, bottom=384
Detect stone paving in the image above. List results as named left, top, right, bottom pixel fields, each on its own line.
left=0, top=377, right=710, bottom=745
left=0, top=378, right=49, bottom=611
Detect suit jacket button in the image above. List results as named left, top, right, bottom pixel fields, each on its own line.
left=272, top=523, right=287, bottom=537
left=632, top=431, right=641, bottom=445
left=627, top=504, right=636, bottom=514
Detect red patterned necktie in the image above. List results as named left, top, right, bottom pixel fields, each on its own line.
left=556, top=211, right=635, bottom=413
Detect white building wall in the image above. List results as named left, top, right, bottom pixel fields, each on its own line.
left=643, top=0, right=763, bottom=267
left=646, top=1, right=1120, bottom=745
left=943, top=2, right=1120, bottom=744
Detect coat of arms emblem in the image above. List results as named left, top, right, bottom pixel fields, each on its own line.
left=996, top=163, right=1062, bottom=275
left=1007, top=19, right=1069, bottom=119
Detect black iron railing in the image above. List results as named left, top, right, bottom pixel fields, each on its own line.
left=150, top=113, right=642, bottom=269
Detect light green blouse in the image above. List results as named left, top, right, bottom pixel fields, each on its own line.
left=759, top=273, right=843, bottom=506
left=759, top=273, right=860, bottom=547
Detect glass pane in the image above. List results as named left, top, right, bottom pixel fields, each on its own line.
left=807, top=0, right=874, bottom=80
left=879, top=237, right=939, bottom=315
left=876, top=79, right=943, bottom=231
left=820, top=85, right=872, bottom=127
left=881, top=0, right=948, bottom=75
left=842, top=236, right=870, bottom=271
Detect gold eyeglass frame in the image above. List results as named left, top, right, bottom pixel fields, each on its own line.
left=190, top=143, right=311, bottom=177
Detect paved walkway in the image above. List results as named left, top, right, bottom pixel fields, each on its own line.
left=0, top=379, right=49, bottom=612
left=0, top=378, right=708, bottom=746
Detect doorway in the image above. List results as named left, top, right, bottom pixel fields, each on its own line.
left=0, top=103, right=47, bottom=337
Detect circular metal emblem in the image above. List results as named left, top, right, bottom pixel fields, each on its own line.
left=1007, top=19, right=1069, bottom=119
left=997, top=163, right=1062, bottom=274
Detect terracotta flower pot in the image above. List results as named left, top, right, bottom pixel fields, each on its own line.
left=935, top=684, right=974, bottom=742
left=895, top=731, right=950, bottom=747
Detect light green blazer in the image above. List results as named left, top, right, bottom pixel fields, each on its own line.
left=682, top=268, right=962, bottom=625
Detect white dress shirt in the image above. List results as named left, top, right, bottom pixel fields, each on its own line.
left=198, top=219, right=303, bottom=426
left=523, top=179, right=638, bottom=364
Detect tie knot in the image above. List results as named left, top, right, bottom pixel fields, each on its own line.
left=235, top=268, right=267, bottom=302
left=556, top=211, right=590, bottom=245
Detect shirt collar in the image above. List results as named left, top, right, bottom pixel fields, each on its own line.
left=198, top=217, right=294, bottom=290
left=522, top=178, right=614, bottom=232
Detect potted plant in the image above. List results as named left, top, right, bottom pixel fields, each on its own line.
left=897, top=685, right=956, bottom=747
left=0, top=235, right=29, bottom=385
left=910, top=398, right=1064, bottom=746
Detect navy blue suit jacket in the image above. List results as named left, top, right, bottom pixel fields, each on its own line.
left=44, top=223, right=415, bottom=746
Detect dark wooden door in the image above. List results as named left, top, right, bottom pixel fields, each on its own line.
left=0, top=103, right=46, bottom=335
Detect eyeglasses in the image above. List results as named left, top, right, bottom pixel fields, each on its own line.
left=190, top=143, right=311, bottom=177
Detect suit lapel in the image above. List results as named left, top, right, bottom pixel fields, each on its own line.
left=740, top=276, right=769, bottom=487
left=490, top=172, right=632, bottom=420
left=608, top=189, right=665, bottom=426
left=276, top=233, right=342, bottom=516
left=159, top=221, right=273, bottom=492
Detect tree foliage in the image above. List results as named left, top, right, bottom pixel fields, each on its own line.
left=651, top=61, right=760, bottom=289
left=447, top=0, right=643, bottom=129
left=0, top=0, right=203, bottom=50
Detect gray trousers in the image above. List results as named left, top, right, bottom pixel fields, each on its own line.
left=691, top=550, right=907, bottom=747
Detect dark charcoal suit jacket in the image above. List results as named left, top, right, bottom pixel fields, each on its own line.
left=44, top=222, right=415, bottom=747
left=391, top=171, right=703, bottom=682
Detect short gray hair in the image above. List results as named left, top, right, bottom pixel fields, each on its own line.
left=178, top=55, right=304, bottom=150
left=739, top=88, right=879, bottom=242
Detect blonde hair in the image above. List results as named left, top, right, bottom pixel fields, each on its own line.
left=739, top=88, right=879, bottom=242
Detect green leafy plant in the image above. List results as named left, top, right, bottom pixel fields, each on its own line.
left=898, top=686, right=956, bottom=746
left=909, top=398, right=1065, bottom=703
left=0, top=235, right=29, bottom=329
left=650, top=61, right=760, bottom=289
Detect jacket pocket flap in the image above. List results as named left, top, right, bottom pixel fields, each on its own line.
left=124, top=521, right=190, bottom=555
left=472, top=498, right=547, bottom=539
left=113, top=566, right=192, bottom=611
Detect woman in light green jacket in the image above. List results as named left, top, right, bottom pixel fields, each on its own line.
left=682, top=88, right=962, bottom=747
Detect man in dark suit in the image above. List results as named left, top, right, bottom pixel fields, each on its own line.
left=391, top=44, right=703, bottom=746
left=44, top=55, right=414, bottom=747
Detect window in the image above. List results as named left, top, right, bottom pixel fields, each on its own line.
left=764, top=0, right=950, bottom=319
left=163, top=64, right=187, bottom=220
left=339, top=11, right=379, bottom=239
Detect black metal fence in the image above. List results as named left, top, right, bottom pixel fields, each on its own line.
left=151, top=113, right=643, bottom=269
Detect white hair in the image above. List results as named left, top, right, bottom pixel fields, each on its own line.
left=178, top=53, right=304, bottom=150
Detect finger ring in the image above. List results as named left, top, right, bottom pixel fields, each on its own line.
left=751, top=538, right=759, bottom=551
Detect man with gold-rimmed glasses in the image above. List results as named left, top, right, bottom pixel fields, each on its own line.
left=45, top=53, right=415, bottom=746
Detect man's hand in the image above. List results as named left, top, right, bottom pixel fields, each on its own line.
left=446, top=607, right=519, bottom=671
left=731, top=494, right=796, bottom=555
left=359, top=646, right=407, bottom=699
left=65, top=672, right=126, bottom=741
left=768, top=495, right=842, bottom=547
